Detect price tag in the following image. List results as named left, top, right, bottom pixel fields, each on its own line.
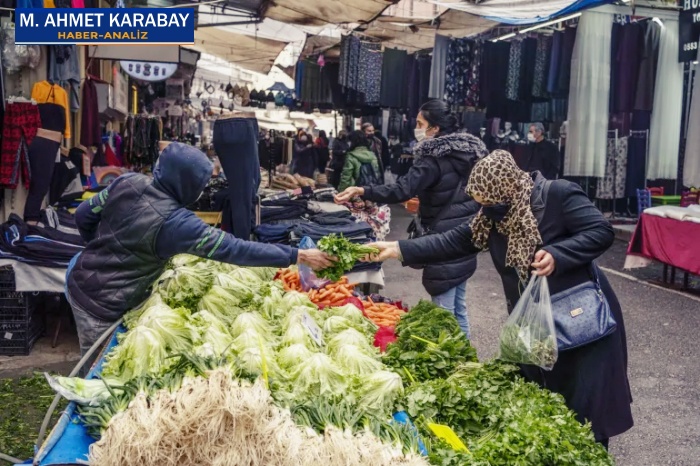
left=4, top=332, right=13, bottom=340
left=302, top=312, right=324, bottom=347
left=427, top=423, right=469, bottom=452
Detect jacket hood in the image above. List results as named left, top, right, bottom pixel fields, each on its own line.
left=414, top=131, right=488, bottom=161
left=348, top=146, right=377, bottom=163
left=153, top=142, right=213, bottom=206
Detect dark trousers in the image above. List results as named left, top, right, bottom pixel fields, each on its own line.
left=24, top=130, right=62, bottom=222
left=213, top=116, right=260, bottom=240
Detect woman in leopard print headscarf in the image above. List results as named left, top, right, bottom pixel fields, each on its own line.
left=467, top=149, right=542, bottom=284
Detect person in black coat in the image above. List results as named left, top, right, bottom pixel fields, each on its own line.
left=336, top=100, right=488, bottom=338
left=328, top=130, right=349, bottom=189
left=370, top=150, right=634, bottom=447
left=290, top=131, right=316, bottom=179
left=524, top=122, right=561, bottom=179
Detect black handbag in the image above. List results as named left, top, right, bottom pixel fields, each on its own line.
left=550, top=266, right=617, bottom=351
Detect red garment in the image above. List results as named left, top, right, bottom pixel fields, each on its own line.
left=1, top=102, right=42, bottom=189
left=104, top=144, right=122, bottom=167
left=627, top=213, right=700, bottom=275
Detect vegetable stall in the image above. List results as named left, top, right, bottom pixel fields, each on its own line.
left=30, top=253, right=614, bottom=465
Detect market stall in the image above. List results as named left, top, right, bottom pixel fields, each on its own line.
left=31, top=254, right=614, bottom=466
left=625, top=205, right=700, bottom=289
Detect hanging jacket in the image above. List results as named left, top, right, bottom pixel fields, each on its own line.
left=339, top=146, right=381, bottom=192
left=67, top=143, right=298, bottom=322
left=362, top=131, right=487, bottom=295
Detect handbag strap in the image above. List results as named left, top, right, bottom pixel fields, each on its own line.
left=538, top=178, right=603, bottom=290
left=424, top=158, right=465, bottom=231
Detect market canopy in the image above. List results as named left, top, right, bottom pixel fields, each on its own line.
left=193, top=28, right=288, bottom=74
left=263, top=0, right=396, bottom=26
left=430, top=0, right=611, bottom=25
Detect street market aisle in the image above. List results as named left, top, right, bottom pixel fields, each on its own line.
left=382, top=205, right=700, bottom=466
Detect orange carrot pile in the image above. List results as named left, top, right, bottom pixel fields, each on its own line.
left=361, top=297, right=405, bottom=328
left=277, top=268, right=303, bottom=292
left=308, top=278, right=356, bottom=307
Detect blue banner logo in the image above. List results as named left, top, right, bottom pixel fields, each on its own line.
left=15, top=8, right=195, bottom=45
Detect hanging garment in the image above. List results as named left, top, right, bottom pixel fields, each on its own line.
left=31, top=81, right=71, bottom=139
left=597, top=136, right=629, bottom=200
left=558, top=26, right=577, bottom=94
left=648, top=20, right=683, bottom=181
left=612, top=22, right=644, bottom=114
left=481, top=41, right=511, bottom=117
left=80, top=79, right=101, bottom=149
left=547, top=30, right=564, bottom=94
left=626, top=111, right=651, bottom=197
left=49, top=45, right=80, bottom=112
left=634, top=21, right=661, bottom=112
left=532, top=35, right=552, bottom=99
left=684, top=48, right=700, bottom=188
left=519, top=38, right=538, bottom=101
left=445, top=38, right=472, bottom=106
left=429, top=35, right=450, bottom=99
left=1, top=102, right=42, bottom=189
left=358, top=41, right=382, bottom=105
left=380, top=48, right=407, bottom=108
left=465, top=41, right=482, bottom=108
left=24, top=129, right=62, bottom=222
left=565, top=11, right=612, bottom=178
left=505, top=40, right=522, bottom=101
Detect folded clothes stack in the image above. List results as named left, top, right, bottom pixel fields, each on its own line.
left=0, top=215, right=84, bottom=267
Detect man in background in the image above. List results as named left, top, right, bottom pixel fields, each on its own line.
left=524, top=122, right=561, bottom=179
left=361, top=122, right=385, bottom=182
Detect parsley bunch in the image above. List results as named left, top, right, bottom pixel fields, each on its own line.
left=316, top=234, right=379, bottom=282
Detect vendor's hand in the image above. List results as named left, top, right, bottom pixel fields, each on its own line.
left=531, top=250, right=556, bottom=277
left=334, top=187, right=364, bottom=204
left=297, top=249, right=335, bottom=271
left=365, top=241, right=401, bottom=262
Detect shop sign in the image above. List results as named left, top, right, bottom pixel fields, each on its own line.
left=120, top=61, right=178, bottom=82
left=680, top=1, right=700, bottom=62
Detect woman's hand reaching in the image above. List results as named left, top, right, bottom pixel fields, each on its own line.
left=531, top=249, right=556, bottom=276
left=297, top=249, right=336, bottom=270
left=334, top=186, right=365, bottom=204
left=364, top=241, right=402, bottom=262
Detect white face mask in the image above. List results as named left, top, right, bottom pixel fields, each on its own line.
left=527, top=133, right=537, bottom=143
left=414, top=128, right=427, bottom=142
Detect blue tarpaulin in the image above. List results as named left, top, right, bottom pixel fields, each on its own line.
left=434, top=0, right=613, bottom=25
left=34, top=327, right=125, bottom=466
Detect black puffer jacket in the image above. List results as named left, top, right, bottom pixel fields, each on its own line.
left=363, top=131, right=487, bottom=295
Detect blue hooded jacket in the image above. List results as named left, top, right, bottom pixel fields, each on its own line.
left=68, top=143, right=297, bottom=320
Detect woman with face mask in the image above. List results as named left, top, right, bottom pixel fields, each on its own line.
left=335, top=100, right=488, bottom=338
left=368, top=150, right=633, bottom=449
left=290, top=131, right=317, bottom=179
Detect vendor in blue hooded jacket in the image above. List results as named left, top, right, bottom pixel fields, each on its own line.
left=66, top=142, right=333, bottom=355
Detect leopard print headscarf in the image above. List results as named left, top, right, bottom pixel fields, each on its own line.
left=467, top=150, right=542, bottom=284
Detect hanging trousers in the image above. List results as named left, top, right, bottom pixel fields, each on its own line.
left=213, top=114, right=260, bottom=240
left=24, top=128, right=63, bottom=222
left=1, top=102, right=42, bottom=189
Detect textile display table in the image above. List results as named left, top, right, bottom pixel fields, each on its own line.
left=625, top=206, right=700, bottom=287
left=0, top=260, right=67, bottom=293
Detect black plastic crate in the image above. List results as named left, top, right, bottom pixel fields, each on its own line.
left=0, top=315, right=44, bottom=355
left=0, top=266, right=16, bottom=292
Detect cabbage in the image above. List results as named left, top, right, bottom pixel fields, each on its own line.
left=277, top=344, right=317, bottom=369
left=356, top=370, right=404, bottom=411
left=325, top=304, right=365, bottom=322
left=327, top=329, right=371, bottom=354
left=102, top=326, right=170, bottom=383
left=281, top=321, right=316, bottom=348
left=170, top=254, right=203, bottom=269
left=260, top=285, right=286, bottom=321
left=281, top=291, right=316, bottom=310
left=231, top=328, right=267, bottom=353
left=122, top=293, right=165, bottom=329
left=189, top=310, right=234, bottom=356
left=135, top=304, right=194, bottom=352
left=245, top=267, right=279, bottom=281
left=330, top=344, right=383, bottom=376
left=322, top=316, right=355, bottom=335
left=288, top=353, right=347, bottom=397
left=234, top=346, right=279, bottom=379
left=45, top=374, right=123, bottom=406
left=157, top=266, right=214, bottom=309
left=198, top=285, right=246, bottom=324
left=230, top=312, right=272, bottom=339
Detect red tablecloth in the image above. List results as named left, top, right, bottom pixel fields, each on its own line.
left=627, top=213, right=700, bottom=275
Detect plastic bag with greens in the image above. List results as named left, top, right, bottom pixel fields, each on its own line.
left=498, top=275, right=558, bottom=370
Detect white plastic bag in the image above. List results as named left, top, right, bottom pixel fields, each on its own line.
left=498, top=275, right=558, bottom=370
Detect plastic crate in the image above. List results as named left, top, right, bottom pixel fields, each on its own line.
left=0, top=314, right=44, bottom=355
left=0, top=266, right=45, bottom=355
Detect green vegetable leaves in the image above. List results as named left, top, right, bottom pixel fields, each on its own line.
left=316, top=234, right=379, bottom=282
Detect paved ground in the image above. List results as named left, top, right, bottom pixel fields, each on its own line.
left=383, top=206, right=700, bottom=466
left=1, top=205, right=698, bottom=465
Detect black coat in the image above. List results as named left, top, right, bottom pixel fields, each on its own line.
left=522, top=139, right=561, bottom=180
left=363, top=132, right=488, bottom=295
left=399, top=174, right=634, bottom=440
